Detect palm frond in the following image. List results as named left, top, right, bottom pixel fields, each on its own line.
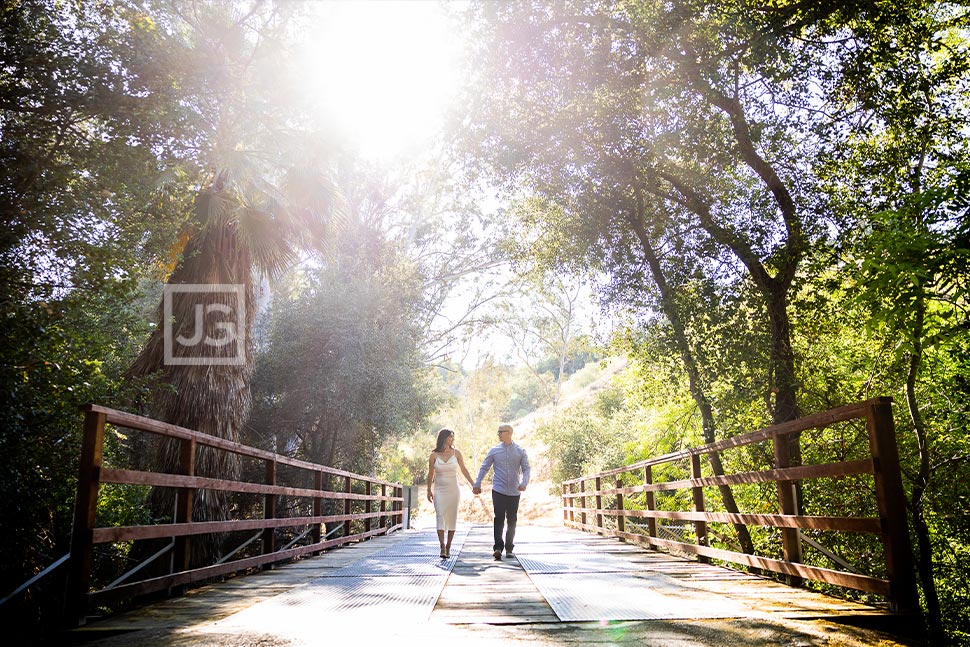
left=235, top=199, right=299, bottom=279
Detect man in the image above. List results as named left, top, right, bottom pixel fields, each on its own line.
left=473, top=423, right=531, bottom=560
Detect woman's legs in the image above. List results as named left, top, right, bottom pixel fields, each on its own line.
left=437, top=529, right=446, bottom=556
left=445, top=530, right=455, bottom=556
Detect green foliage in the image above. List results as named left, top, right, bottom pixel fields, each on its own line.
left=501, top=369, right=548, bottom=421
left=376, top=430, right=432, bottom=487
left=248, top=221, right=440, bottom=476
left=438, top=360, right=516, bottom=462
left=0, top=286, right=156, bottom=635
left=1, top=0, right=201, bottom=298
left=537, top=386, right=639, bottom=484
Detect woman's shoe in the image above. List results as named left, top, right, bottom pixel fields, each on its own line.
left=445, top=547, right=451, bottom=558
left=440, top=549, right=447, bottom=559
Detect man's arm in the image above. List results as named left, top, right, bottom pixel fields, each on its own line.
left=518, top=447, right=531, bottom=490
left=473, top=450, right=494, bottom=490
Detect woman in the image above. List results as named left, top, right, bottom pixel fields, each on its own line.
left=427, top=428, right=475, bottom=558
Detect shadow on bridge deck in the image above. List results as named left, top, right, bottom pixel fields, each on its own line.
left=66, top=524, right=922, bottom=647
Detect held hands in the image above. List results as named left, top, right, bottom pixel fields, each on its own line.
left=472, top=487, right=481, bottom=495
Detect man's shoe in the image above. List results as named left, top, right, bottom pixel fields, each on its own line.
left=493, top=550, right=502, bottom=560
left=505, top=551, right=515, bottom=559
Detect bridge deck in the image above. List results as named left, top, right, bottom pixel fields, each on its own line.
left=70, top=524, right=916, bottom=646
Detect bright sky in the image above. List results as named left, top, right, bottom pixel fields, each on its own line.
left=299, top=1, right=463, bottom=161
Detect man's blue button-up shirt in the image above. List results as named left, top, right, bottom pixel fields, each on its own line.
left=474, top=442, right=531, bottom=496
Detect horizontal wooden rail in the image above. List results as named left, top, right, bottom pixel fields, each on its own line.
left=100, top=468, right=399, bottom=501
left=563, top=459, right=875, bottom=495
left=614, top=530, right=892, bottom=597
left=562, top=398, right=918, bottom=613
left=87, top=405, right=399, bottom=487
left=67, top=405, right=404, bottom=625
left=91, top=510, right=396, bottom=543
left=563, top=400, right=881, bottom=484
left=567, top=506, right=882, bottom=533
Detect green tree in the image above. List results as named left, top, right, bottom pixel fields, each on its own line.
left=248, top=218, right=439, bottom=477
left=809, top=7, right=970, bottom=640
left=496, top=271, right=588, bottom=407
left=0, top=0, right=202, bottom=635
left=123, top=2, right=344, bottom=551
left=456, top=0, right=834, bottom=425
left=457, top=0, right=877, bottom=553
left=457, top=5, right=970, bottom=634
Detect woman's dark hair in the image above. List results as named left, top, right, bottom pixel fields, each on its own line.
left=435, top=428, right=454, bottom=452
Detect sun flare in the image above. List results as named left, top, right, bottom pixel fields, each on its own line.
left=298, top=1, right=461, bottom=160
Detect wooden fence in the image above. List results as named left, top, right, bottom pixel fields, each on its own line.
left=66, top=405, right=403, bottom=624
left=562, top=397, right=919, bottom=613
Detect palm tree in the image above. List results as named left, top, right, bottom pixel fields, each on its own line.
left=125, top=1, right=344, bottom=564
left=128, top=162, right=342, bottom=556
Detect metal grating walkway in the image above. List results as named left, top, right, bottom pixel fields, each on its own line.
left=524, top=572, right=750, bottom=621
left=512, top=528, right=751, bottom=621
left=200, top=527, right=468, bottom=636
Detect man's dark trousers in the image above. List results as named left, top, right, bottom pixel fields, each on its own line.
left=492, top=490, right=520, bottom=553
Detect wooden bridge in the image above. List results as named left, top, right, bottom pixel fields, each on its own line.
left=30, top=398, right=923, bottom=644
left=71, top=524, right=915, bottom=646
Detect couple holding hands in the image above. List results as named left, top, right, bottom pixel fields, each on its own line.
left=426, top=424, right=531, bottom=560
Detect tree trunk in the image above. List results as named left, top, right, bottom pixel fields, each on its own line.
left=627, top=203, right=756, bottom=556
left=905, top=295, right=944, bottom=643
left=765, top=283, right=805, bottom=515
left=127, top=184, right=256, bottom=568
left=659, top=75, right=808, bottom=514
left=765, top=285, right=799, bottom=425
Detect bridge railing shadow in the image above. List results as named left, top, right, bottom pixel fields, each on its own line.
left=65, top=404, right=404, bottom=625
left=562, top=397, right=919, bottom=614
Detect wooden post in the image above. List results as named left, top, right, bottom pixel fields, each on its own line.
left=644, top=466, right=656, bottom=548
left=311, top=470, right=323, bottom=547
left=562, top=483, right=568, bottom=525
left=66, top=409, right=106, bottom=626
left=866, top=398, right=919, bottom=613
left=616, top=478, right=625, bottom=538
left=172, top=438, right=196, bottom=574
left=595, top=476, right=603, bottom=534
left=380, top=483, right=387, bottom=530
left=773, top=432, right=803, bottom=584
left=262, top=459, right=277, bottom=558
left=343, top=476, right=352, bottom=537
left=569, top=483, right=576, bottom=527
left=364, top=481, right=372, bottom=533
left=579, top=479, right=587, bottom=528
left=690, top=454, right=709, bottom=563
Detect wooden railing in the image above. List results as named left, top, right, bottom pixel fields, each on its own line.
left=67, top=405, right=403, bottom=623
left=562, top=397, right=919, bottom=613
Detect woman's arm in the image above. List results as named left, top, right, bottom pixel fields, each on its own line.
left=456, top=450, right=475, bottom=487
left=426, top=454, right=435, bottom=502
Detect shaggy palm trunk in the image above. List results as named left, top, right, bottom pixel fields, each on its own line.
left=128, top=184, right=256, bottom=567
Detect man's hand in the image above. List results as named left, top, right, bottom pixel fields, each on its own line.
left=518, top=485, right=526, bottom=492
left=472, top=487, right=481, bottom=495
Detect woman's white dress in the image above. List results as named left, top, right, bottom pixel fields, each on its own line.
left=433, top=455, right=460, bottom=531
